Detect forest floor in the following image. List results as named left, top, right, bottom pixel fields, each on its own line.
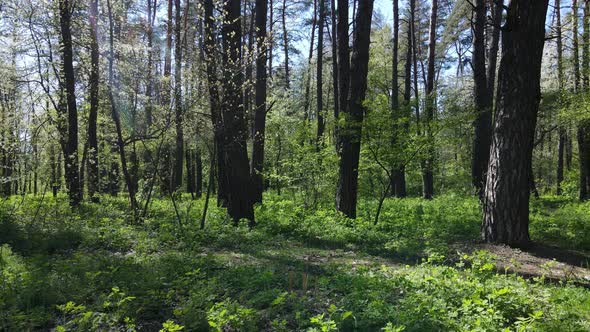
left=1, top=194, right=590, bottom=331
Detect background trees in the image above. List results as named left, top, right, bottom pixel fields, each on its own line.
left=1, top=0, right=588, bottom=244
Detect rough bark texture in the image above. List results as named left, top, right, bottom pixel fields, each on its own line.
left=580, top=0, right=590, bottom=200
left=471, top=0, right=492, bottom=200
left=336, top=0, right=349, bottom=123
left=59, top=0, right=82, bottom=206
left=335, top=0, right=374, bottom=218
left=88, top=0, right=100, bottom=202
left=222, top=0, right=255, bottom=225
left=330, top=0, right=338, bottom=121
left=251, top=0, right=268, bottom=204
left=574, top=0, right=581, bottom=92
left=482, top=0, right=549, bottom=246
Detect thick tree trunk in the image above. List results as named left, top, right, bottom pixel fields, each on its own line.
left=580, top=0, right=590, bottom=200
left=59, top=0, right=82, bottom=206
left=471, top=0, right=492, bottom=199
left=335, top=0, right=374, bottom=218
left=251, top=0, right=269, bottom=204
left=222, top=0, right=255, bottom=225
left=482, top=0, right=549, bottom=246
left=316, top=0, right=325, bottom=144
left=88, top=0, right=100, bottom=203
left=422, top=0, right=437, bottom=200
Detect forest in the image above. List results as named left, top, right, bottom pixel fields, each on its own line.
left=1, top=0, right=590, bottom=330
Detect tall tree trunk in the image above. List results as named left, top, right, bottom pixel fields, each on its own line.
left=330, top=0, right=339, bottom=121
left=555, top=0, right=565, bottom=195
left=222, top=0, right=255, bottom=225
left=160, top=0, right=174, bottom=194
left=251, top=0, right=269, bottom=204
left=335, top=0, right=374, bottom=218
left=579, top=0, right=590, bottom=200
left=303, top=0, right=317, bottom=122
left=390, top=0, right=406, bottom=198
left=574, top=0, right=581, bottom=92
left=316, top=0, right=325, bottom=144
left=172, top=0, right=184, bottom=192
left=281, top=0, right=290, bottom=89
left=482, top=0, right=549, bottom=246
left=422, top=0, right=437, bottom=200
left=336, top=0, right=349, bottom=128
left=145, top=0, right=156, bottom=129
left=59, top=0, right=82, bottom=206
left=203, top=0, right=230, bottom=206
left=88, top=0, right=100, bottom=203
left=471, top=0, right=492, bottom=199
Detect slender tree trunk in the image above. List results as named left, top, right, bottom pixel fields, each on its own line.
left=555, top=0, right=565, bottom=195
left=422, top=0, right=437, bottom=200
left=59, top=0, right=82, bottom=206
left=281, top=0, right=290, bottom=89
left=574, top=0, right=581, bottom=92
left=173, top=0, right=184, bottom=192
left=330, top=0, right=339, bottom=122
left=303, top=0, right=317, bottom=122
left=482, top=0, right=549, bottom=246
left=88, top=0, right=100, bottom=203
left=335, top=0, right=375, bottom=218
left=251, top=0, right=269, bottom=204
left=316, top=0, right=325, bottom=144
left=222, top=0, right=255, bottom=225
left=390, top=0, right=406, bottom=198
left=580, top=0, right=590, bottom=200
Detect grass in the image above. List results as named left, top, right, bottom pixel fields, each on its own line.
left=0, top=194, right=589, bottom=331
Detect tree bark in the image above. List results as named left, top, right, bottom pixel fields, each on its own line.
left=422, top=0, right=437, bottom=200
left=222, top=0, right=255, bottom=225
left=316, top=0, right=325, bottom=144
left=482, top=0, right=549, bottom=246
left=251, top=0, right=269, bottom=204
left=330, top=0, right=339, bottom=121
left=555, top=0, right=565, bottom=195
left=87, top=0, right=100, bottom=203
left=390, top=0, right=406, bottom=198
left=336, top=0, right=349, bottom=123
left=335, top=0, right=374, bottom=218
left=59, top=0, right=82, bottom=206
left=203, top=0, right=230, bottom=206
left=471, top=0, right=492, bottom=200
left=281, top=0, right=290, bottom=89
left=303, top=0, right=317, bottom=122
left=172, top=0, right=184, bottom=192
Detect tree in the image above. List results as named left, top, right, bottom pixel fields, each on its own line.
left=316, top=0, right=326, bottom=144
left=222, top=0, right=255, bottom=224
left=335, top=0, right=375, bottom=218
left=251, top=0, right=269, bottom=204
left=59, top=0, right=82, bottom=206
left=471, top=0, right=492, bottom=200
left=87, top=0, right=100, bottom=203
left=422, top=0, right=437, bottom=200
left=555, top=0, right=565, bottom=195
left=579, top=0, right=590, bottom=200
left=482, top=0, right=549, bottom=246
left=172, top=0, right=184, bottom=192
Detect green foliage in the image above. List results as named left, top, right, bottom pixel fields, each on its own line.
left=0, top=195, right=589, bottom=331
